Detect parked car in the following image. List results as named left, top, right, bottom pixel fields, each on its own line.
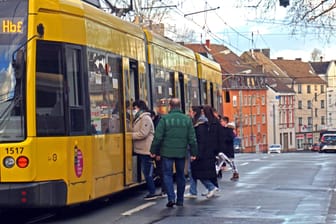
left=268, top=144, right=282, bottom=154
left=319, top=134, right=336, bottom=153
left=311, top=143, right=320, bottom=152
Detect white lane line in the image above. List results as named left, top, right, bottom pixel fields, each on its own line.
left=240, top=162, right=249, bottom=166
left=121, top=202, right=156, bottom=216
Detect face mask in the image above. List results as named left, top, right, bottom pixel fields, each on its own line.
left=133, top=109, right=138, bottom=116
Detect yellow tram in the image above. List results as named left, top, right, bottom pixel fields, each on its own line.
left=0, top=0, right=222, bottom=207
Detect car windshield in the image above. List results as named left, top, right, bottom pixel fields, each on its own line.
left=324, top=135, right=336, bottom=141
left=271, top=144, right=280, bottom=148
left=0, top=0, right=28, bottom=142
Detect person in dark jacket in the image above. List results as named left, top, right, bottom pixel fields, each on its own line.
left=202, top=105, right=225, bottom=189
left=149, top=110, right=166, bottom=196
left=188, top=106, right=218, bottom=198
left=150, top=98, right=198, bottom=208
left=220, top=116, right=239, bottom=181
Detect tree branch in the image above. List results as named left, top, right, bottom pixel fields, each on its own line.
left=308, top=2, right=336, bottom=21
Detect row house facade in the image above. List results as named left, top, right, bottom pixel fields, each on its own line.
left=310, top=61, right=336, bottom=129
left=272, top=58, right=327, bottom=149
left=240, top=50, right=296, bottom=151
left=184, top=40, right=329, bottom=152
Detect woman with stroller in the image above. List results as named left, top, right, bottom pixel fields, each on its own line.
left=188, top=106, right=218, bottom=198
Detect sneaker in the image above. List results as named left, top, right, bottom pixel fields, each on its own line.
left=184, top=193, right=197, bottom=199
left=202, top=187, right=219, bottom=196
left=160, top=192, right=167, bottom=198
left=166, top=201, right=175, bottom=208
left=206, top=188, right=218, bottom=198
left=144, top=194, right=159, bottom=200
left=201, top=190, right=208, bottom=196
left=230, top=172, right=239, bottom=181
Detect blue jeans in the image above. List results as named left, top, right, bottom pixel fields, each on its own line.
left=200, top=179, right=216, bottom=191
left=162, top=157, right=186, bottom=204
left=139, top=154, right=156, bottom=195
left=187, top=156, right=197, bottom=195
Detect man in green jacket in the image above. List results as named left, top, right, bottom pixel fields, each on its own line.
left=150, top=98, right=197, bottom=208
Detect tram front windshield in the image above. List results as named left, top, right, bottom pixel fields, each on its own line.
left=0, top=0, right=27, bottom=142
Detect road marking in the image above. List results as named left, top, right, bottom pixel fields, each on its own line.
left=121, top=202, right=156, bottom=216
left=240, top=162, right=249, bottom=166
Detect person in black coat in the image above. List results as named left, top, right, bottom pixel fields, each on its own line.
left=189, top=106, right=218, bottom=198
left=219, top=116, right=239, bottom=181
left=202, top=105, right=226, bottom=188
left=149, top=110, right=166, bottom=196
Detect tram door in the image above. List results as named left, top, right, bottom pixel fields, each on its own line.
left=173, top=72, right=185, bottom=113
left=122, top=58, right=141, bottom=186
left=209, top=82, right=214, bottom=108
left=200, top=79, right=208, bottom=106
left=200, top=80, right=215, bottom=109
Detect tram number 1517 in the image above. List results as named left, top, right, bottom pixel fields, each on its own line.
left=5, top=147, right=24, bottom=155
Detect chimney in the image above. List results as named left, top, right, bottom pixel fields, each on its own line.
left=262, top=48, right=270, bottom=58
left=277, top=57, right=283, bottom=60
left=295, top=58, right=302, bottom=61
left=205, top=39, right=210, bottom=49
left=133, top=15, right=140, bottom=24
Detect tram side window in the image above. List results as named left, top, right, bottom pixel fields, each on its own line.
left=190, top=76, right=200, bottom=107
left=152, top=68, right=174, bottom=115
left=107, top=55, right=122, bottom=133
left=201, top=80, right=208, bottom=105
left=66, top=47, right=85, bottom=133
left=88, top=50, right=122, bottom=134
left=36, top=41, right=66, bottom=136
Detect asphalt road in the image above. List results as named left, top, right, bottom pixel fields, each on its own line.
left=3, top=152, right=336, bottom=224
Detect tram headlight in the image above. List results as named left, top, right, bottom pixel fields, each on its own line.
left=3, top=156, right=15, bottom=168
left=16, top=156, right=29, bottom=168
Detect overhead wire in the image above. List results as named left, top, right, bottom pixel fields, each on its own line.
left=160, top=1, right=336, bottom=56
left=159, top=0, right=245, bottom=52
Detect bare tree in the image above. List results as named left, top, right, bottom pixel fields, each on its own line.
left=311, top=48, right=322, bottom=62
left=236, top=0, right=336, bottom=40
left=98, top=0, right=196, bottom=41
left=168, top=26, right=197, bottom=43
left=108, top=0, right=174, bottom=23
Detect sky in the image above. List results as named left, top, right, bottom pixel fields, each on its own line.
left=163, top=1, right=336, bottom=62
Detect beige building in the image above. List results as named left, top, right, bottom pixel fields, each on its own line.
left=310, top=60, right=336, bottom=129
left=273, top=58, right=327, bottom=149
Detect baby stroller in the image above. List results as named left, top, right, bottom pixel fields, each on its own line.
left=215, top=152, right=231, bottom=175
left=215, top=152, right=239, bottom=180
